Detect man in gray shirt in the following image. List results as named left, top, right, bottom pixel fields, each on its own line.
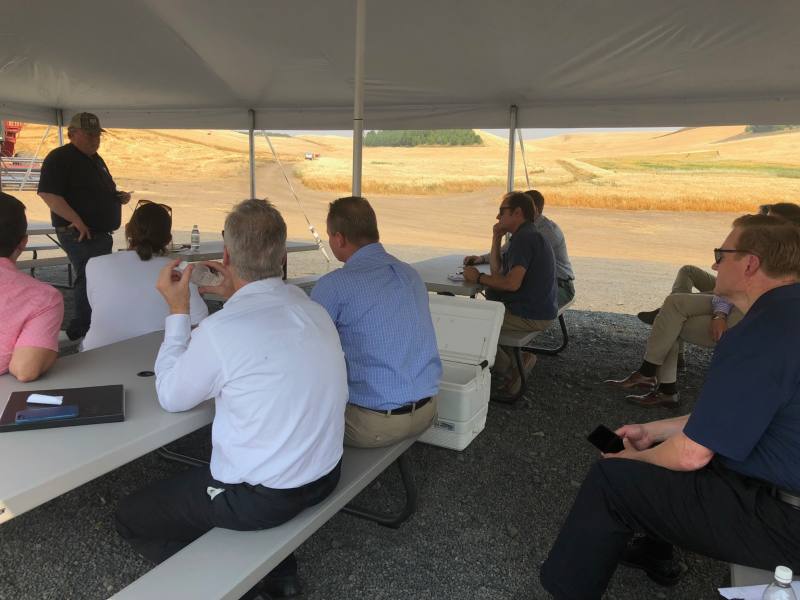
left=526, top=189, right=575, bottom=306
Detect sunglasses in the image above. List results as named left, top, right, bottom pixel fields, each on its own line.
left=135, top=198, right=172, bottom=215
left=498, top=205, right=514, bottom=214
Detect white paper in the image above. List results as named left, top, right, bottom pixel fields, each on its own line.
left=447, top=272, right=465, bottom=282
left=719, top=581, right=800, bottom=599
left=27, top=393, right=63, bottom=405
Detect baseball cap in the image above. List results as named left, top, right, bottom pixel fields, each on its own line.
left=68, top=112, right=105, bottom=134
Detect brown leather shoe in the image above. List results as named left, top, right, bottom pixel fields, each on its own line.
left=604, top=371, right=657, bottom=390
left=626, top=390, right=680, bottom=408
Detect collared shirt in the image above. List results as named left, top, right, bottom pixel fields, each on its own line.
left=711, top=295, right=733, bottom=315
left=684, top=283, right=800, bottom=491
left=38, top=143, right=121, bottom=232
left=82, top=251, right=208, bottom=351
left=0, top=257, right=63, bottom=375
left=154, top=278, right=348, bottom=489
left=311, top=243, right=442, bottom=411
left=486, top=222, right=558, bottom=321
left=534, top=215, right=574, bottom=281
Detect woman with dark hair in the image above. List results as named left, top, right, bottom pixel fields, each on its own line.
left=81, top=200, right=208, bottom=350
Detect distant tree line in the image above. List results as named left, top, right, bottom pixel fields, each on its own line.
left=364, top=129, right=482, bottom=147
left=745, top=125, right=800, bottom=134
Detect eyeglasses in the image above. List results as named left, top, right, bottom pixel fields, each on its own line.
left=713, top=248, right=741, bottom=264
left=135, top=198, right=172, bottom=215
left=498, top=205, right=513, bottom=214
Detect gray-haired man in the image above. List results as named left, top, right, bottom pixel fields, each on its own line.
left=115, top=199, right=348, bottom=599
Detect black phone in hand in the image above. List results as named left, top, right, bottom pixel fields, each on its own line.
left=587, top=425, right=625, bottom=454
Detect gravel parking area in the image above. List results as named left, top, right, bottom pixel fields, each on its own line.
left=0, top=263, right=729, bottom=600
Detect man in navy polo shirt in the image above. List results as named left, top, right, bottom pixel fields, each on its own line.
left=540, top=214, right=800, bottom=599
left=463, top=191, right=557, bottom=394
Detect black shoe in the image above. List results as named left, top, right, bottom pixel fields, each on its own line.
left=258, top=574, right=302, bottom=599
left=620, top=537, right=687, bottom=586
left=65, top=327, right=86, bottom=341
left=636, top=309, right=660, bottom=325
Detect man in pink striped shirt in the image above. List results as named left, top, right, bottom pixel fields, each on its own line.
left=0, top=192, right=63, bottom=381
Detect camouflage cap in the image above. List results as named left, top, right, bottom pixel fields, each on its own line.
left=68, top=112, right=105, bottom=134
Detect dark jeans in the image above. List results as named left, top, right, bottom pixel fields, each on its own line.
left=56, top=228, right=113, bottom=338
left=540, top=458, right=800, bottom=600
left=115, top=460, right=341, bottom=576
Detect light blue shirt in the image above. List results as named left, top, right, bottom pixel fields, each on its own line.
left=311, top=243, right=442, bottom=411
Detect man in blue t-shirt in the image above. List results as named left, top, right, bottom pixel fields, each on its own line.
left=540, top=214, right=800, bottom=600
left=463, top=191, right=557, bottom=394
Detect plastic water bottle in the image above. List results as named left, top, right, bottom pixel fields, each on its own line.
left=763, top=566, right=797, bottom=600
left=191, top=225, right=200, bottom=252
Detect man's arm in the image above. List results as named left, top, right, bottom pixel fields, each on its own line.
left=476, top=265, right=526, bottom=292
left=607, top=431, right=714, bottom=471
left=38, top=192, right=91, bottom=240
left=8, top=347, right=57, bottom=382
left=488, top=224, right=504, bottom=275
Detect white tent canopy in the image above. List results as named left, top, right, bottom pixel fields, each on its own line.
left=2, top=0, right=800, bottom=130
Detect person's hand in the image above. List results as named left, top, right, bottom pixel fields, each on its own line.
left=462, top=265, right=481, bottom=284
left=117, top=190, right=133, bottom=205
left=493, top=223, right=507, bottom=239
left=463, top=255, right=482, bottom=266
left=710, top=317, right=728, bottom=342
left=69, top=219, right=92, bottom=241
left=156, top=259, right=191, bottom=314
left=615, top=423, right=654, bottom=451
left=197, top=261, right=236, bottom=299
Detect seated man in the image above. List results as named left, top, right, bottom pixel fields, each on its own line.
left=612, top=203, right=800, bottom=406
left=541, top=214, right=800, bottom=599
left=115, top=199, right=348, bottom=599
left=0, top=192, right=63, bottom=381
left=311, top=196, right=441, bottom=448
left=464, top=189, right=575, bottom=307
left=526, top=189, right=575, bottom=307
left=463, top=191, right=557, bottom=394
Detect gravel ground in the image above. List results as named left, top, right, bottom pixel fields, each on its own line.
left=0, top=263, right=729, bottom=600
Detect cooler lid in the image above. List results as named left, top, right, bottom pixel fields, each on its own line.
left=428, top=294, right=506, bottom=368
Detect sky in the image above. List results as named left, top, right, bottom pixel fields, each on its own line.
left=268, top=127, right=681, bottom=140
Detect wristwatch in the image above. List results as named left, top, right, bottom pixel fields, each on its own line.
left=477, top=273, right=484, bottom=285
left=711, top=312, right=728, bottom=321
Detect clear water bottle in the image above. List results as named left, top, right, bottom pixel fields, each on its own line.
left=191, top=225, right=200, bottom=252
left=763, top=566, right=797, bottom=600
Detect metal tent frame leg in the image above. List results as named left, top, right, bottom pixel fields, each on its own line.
left=342, top=453, right=417, bottom=529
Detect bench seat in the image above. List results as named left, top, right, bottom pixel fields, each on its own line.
left=113, top=438, right=415, bottom=600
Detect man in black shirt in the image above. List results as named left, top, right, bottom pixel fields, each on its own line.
left=38, top=112, right=131, bottom=340
left=463, top=192, right=557, bottom=394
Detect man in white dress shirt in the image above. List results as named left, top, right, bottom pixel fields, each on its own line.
left=114, top=199, right=348, bottom=599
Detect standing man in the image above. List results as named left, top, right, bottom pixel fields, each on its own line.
left=541, top=214, right=800, bottom=599
left=115, top=199, right=347, bottom=598
left=463, top=192, right=557, bottom=394
left=311, top=196, right=442, bottom=448
left=38, top=112, right=131, bottom=340
left=526, top=189, right=575, bottom=307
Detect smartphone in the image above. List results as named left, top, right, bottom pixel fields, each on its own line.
left=16, top=404, right=79, bottom=424
left=587, top=425, right=625, bottom=454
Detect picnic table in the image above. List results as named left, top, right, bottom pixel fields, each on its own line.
left=410, top=254, right=489, bottom=296
left=0, top=332, right=213, bottom=525
left=168, top=240, right=318, bottom=263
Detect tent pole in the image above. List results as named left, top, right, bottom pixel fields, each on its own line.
left=352, top=0, right=366, bottom=197
left=248, top=109, right=256, bottom=198
left=506, top=105, right=518, bottom=192
left=0, top=119, right=4, bottom=191
left=56, top=109, right=64, bottom=146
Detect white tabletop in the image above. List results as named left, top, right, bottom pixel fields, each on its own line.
left=168, top=240, right=318, bottom=263
left=411, top=254, right=488, bottom=296
left=26, top=221, right=56, bottom=236
left=0, top=332, right=213, bottom=525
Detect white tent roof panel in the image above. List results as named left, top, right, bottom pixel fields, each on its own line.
left=2, top=0, right=800, bottom=129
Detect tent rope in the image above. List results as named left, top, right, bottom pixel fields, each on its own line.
left=260, top=131, right=331, bottom=263
left=516, top=128, right=531, bottom=189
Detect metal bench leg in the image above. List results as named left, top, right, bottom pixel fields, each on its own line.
left=522, top=313, right=569, bottom=356
left=157, top=446, right=209, bottom=467
left=342, top=453, right=417, bottom=529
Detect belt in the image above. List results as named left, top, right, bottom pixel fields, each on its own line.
left=368, top=397, right=432, bottom=416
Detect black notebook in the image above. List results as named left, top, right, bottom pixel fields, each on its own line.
left=0, top=384, right=125, bottom=433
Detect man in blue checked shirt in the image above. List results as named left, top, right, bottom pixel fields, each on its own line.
left=311, top=196, right=442, bottom=448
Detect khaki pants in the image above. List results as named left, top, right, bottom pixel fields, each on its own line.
left=644, top=293, right=742, bottom=384
left=672, top=265, right=717, bottom=294
left=345, top=398, right=437, bottom=448
left=494, top=312, right=554, bottom=379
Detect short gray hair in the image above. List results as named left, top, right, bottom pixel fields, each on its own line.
left=224, top=199, right=286, bottom=281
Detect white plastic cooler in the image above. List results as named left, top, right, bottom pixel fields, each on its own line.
left=420, top=294, right=505, bottom=451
